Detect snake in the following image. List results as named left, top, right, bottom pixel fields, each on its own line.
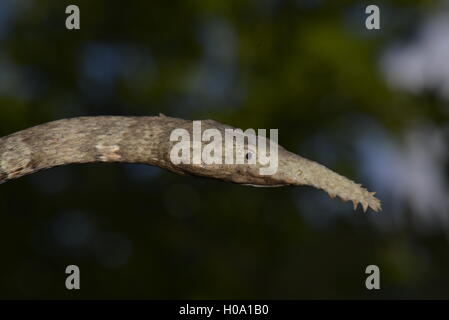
left=0, top=114, right=381, bottom=212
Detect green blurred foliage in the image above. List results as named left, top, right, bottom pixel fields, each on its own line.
left=0, top=0, right=448, bottom=299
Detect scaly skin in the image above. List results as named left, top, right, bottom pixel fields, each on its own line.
left=0, top=115, right=381, bottom=212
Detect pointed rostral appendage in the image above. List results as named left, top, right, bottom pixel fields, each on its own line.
left=272, top=151, right=381, bottom=212
left=0, top=115, right=381, bottom=212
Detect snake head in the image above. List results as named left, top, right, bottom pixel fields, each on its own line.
left=165, top=119, right=381, bottom=212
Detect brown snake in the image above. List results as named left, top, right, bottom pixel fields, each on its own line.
left=0, top=114, right=381, bottom=212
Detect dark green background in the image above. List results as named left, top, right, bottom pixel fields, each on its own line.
left=0, top=0, right=448, bottom=299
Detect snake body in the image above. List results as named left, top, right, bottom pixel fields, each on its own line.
left=0, top=115, right=381, bottom=212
